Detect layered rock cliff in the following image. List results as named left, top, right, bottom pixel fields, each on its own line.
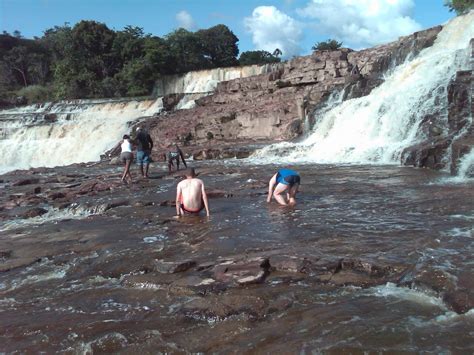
left=145, top=26, right=444, bottom=159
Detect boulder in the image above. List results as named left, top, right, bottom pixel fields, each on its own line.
left=18, top=207, right=48, bottom=219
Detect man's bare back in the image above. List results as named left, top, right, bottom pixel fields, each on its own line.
left=176, top=168, right=210, bottom=216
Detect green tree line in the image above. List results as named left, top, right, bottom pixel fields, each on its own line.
left=0, top=21, right=281, bottom=102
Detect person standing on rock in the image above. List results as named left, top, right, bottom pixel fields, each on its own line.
left=176, top=168, right=210, bottom=217
left=167, top=143, right=187, bottom=173
left=119, top=134, right=134, bottom=184
left=267, top=168, right=300, bottom=206
left=135, top=126, right=153, bottom=178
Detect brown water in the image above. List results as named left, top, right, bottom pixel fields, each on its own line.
left=0, top=163, right=473, bottom=353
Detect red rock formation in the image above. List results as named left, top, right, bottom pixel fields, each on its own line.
left=144, top=26, right=443, bottom=160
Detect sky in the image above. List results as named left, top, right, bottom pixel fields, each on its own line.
left=0, top=0, right=455, bottom=58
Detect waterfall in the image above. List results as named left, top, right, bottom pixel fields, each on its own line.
left=254, top=13, right=474, bottom=168
left=154, top=63, right=280, bottom=109
left=0, top=64, right=279, bottom=174
left=456, top=148, right=474, bottom=178
left=0, top=98, right=163, bottom=174
left=154, top=64, right=279, bottom=96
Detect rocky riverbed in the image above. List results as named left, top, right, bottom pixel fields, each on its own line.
left=1, top=160, right=473, bottom=352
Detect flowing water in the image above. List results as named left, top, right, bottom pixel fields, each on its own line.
left=0, top=162, right=473, bottom=352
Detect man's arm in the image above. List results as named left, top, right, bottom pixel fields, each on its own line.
left=201, top=182, right=210, bottom=216
left=176, top=183, right=182, bottom=216
left=178, top=148, right=187, bottom=168
left=148, top=135, right=154, bottom=150
left=267, top=173, right=277, bottom=203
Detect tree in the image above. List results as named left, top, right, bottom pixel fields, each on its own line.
left=272, top=48, right=282, bottom=57
left=165, top=28, right=207, bottom=73
left=196, top=24, right=239, bottom=67
left=239, top=50, right=281, bottom=66
left=3, top=46, right=30, bottom=87
left=444, top=0, right=474, bottom=14
left=312, top=39, right=343, bottom=51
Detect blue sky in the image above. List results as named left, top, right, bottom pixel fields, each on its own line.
left=0, top=0, right=454, bottom=58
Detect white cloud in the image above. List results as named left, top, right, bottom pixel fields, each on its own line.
left=296, top=0, right=422, bottom=49
left=244, top=6, right=303, bottom=58
left=176, top=10, right=196, bottom=30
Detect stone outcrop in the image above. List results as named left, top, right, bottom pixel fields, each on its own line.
left=144, top=26, right=443, bottom=160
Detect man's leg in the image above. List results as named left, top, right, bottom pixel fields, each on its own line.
left=273, top=183, right=289, bottom=206
left=288, top=183, right=299, bottom=205
left=145, top=163, right=150, bottom=178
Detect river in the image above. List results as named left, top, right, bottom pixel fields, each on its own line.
left=0, top=161, right=472, bottom=352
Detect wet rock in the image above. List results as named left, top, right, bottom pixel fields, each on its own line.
left=399, top=268, right=457, bottom=295
left=105, top=199, right=130, bottom=210
left=0, top=250, right=12, bottom=260
left=77, top=180, right=113, bottom=195
left=154, top=259, right=197, bottom=273
left=110, top=157, right=122, bottom=165
left=133, top=201, right=155, bottom=207
left=206, top=189, right=234, bottom=198
left=18, top=207, right=48, bottom=219
left=443, top=290, right=474, bottom=314
left=168, top=276, right=222, bottom=296
left=181, top=294, right=267, bottom=321
left=159, top=200, right=176, bottom=207
left=213, top=256, right=270, bottom=285
left=43, top=113, right=57, bottom=122
left=48, top=191, right=67, bottom=200
left=12, top=178, right=40, bottom=186
left=32, top=186, right=41, bottom=194
left=270, top=255, right=309, bottom=273
left=89, top=332, right=129, bottom=353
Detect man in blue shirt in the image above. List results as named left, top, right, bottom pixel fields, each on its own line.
left=267, top=168, right=301, bottom=206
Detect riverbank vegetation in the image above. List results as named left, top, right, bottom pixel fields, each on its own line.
left=0, top=21, right=281, bottom=103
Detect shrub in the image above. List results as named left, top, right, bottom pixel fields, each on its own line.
left=16, top=85, right=53, bottom=103
left=312, top=39, right=343, bottom=51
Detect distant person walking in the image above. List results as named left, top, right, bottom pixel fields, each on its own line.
left=135, top=126, right=153, bottom=178
left=119, top=134, right=134, bottom=184
left=176, top=168, right=210, bottom=217
left=167, top=143, right=187, bottom=173
left=267, top=168, right=300, bottom=206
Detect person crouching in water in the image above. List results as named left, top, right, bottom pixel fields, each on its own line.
left=167, top=143, right=187, bottom=173
left=120, top=134, right=134, bottom=184
left=176, top=168, right=210, bottom=217
left=267, top=168, right=300, bottom=206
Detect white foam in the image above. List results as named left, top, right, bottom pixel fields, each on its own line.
left=371, top=282, right=447, bottom=309
left=0, top=203, right=106, bottom=232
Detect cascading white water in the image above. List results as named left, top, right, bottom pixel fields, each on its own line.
left=456, top=148, right=474, bottom=178
left=154, top=63, right=279, bottom=96
left=0, top=98, right=163, bottom=174
left=0, top=64, right=280, bottom=174
left=155, top=63, right=280, bottom=109
left=253, top=13, right=474, bottom=167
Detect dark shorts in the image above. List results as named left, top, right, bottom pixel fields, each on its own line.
left=136, top=150, right=151, bottom=165
left=283, top=175, right=300, bottom=186
left=120, top=152, right=133, bottom=163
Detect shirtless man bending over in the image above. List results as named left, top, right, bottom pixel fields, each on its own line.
left=176, top=168, right=210, bottom=217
